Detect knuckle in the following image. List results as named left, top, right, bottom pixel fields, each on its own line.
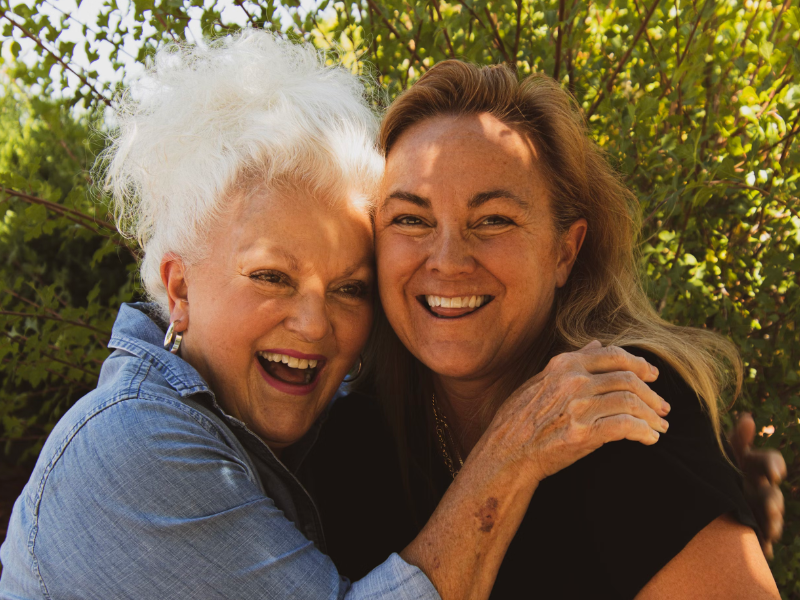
left=606, top=345, right=625, bottom=360
left=622, top=371, right=637, bottom=386
left=622, top=391, right=639, bottom=410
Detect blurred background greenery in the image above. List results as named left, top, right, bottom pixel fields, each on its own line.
left=0, top=0, right=798, bottom=594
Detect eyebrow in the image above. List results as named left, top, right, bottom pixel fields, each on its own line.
left=276, top=248, right=301, bottom=272
left=383, top=191, right=430, bottom=208
left=468, top=189, right=529, bottom=210
left=383, top=189, right=528, bottom=211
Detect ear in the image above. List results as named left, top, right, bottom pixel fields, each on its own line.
left=160, top=253, right=190, bottom=333
left=555, top=218, right=587, bottom=288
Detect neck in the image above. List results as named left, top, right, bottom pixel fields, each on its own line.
left=433, top=369, right=515, bottom=457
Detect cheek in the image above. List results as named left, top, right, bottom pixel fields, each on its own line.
left=376, top=234, right=418, bottom=301
left=334, top=304, right=373, bottom=358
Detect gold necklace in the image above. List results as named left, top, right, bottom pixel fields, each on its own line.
left=431, top=393, right=464, bottom=479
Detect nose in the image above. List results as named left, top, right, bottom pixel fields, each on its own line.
left=283, top=292, right=332, bottom=343
left=426, top=226, right=477, bottom=277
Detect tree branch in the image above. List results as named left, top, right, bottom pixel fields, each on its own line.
left=430, top=1, right=456, bottom=58
left=364, top=0, right=426, bottom=69
left=0, top=10, right=113, bottom=108
left=587, top=0, right=662, bottom=118
left=484, top=7, right=512, bottom=65
left=0, top=310, right=111, bottom=337
left=553, top=0, right=567, bottom=80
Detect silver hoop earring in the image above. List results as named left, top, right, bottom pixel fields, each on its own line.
left=163, top=322, right=184, bottom=355
left=343, top=356, right=363, bottom=382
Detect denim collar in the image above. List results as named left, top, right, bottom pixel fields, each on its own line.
left=108, top=302, right=211, bottom=398
left=108, top=302, right=327, bottom=474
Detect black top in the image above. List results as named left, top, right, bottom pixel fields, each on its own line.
left=304, top=349, right=758, bottom=599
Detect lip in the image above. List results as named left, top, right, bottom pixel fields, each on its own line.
left=254, top=353, right=327, bottom=396
left=415, top=295, right=495, bottom=319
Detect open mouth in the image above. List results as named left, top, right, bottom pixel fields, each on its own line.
left=256, top=351, right=325, bottom=387
left=417, top=294, right=495, bottom=319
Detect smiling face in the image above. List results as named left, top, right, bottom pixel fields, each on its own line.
left=164, top=185, right=374, bottom=452
left=376, top=113, right=585, bottom=383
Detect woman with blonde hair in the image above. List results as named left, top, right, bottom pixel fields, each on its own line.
left=309, top=60, right=781, bottom=599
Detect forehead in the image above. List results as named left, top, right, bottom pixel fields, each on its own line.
left=382, top=113, right=546, bottom=206
left=226, top=186, right=374, bottom=270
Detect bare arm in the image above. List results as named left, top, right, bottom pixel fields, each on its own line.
left=400, top=342, right=673, bottom=600
left=636, top=515, right=780, bottom=600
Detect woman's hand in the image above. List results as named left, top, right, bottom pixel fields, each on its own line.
left=730, top=412, right=786, bottom=559
left=481, top=341, right=670, bottom=486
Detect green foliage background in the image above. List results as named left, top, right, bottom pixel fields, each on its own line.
left=0, top=0, right=798, bottom=593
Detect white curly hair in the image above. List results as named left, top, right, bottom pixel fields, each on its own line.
left=102, top=30, right=383, bottom=310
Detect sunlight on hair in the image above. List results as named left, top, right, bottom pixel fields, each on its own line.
left=100, top=30, right=382, bottom=311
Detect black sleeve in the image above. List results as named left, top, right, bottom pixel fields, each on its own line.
left=580, top=347, right=759, bottom=598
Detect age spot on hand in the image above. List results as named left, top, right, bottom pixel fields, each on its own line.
left=475, top=497, right=499, bottom=533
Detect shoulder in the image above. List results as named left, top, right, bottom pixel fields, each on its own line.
left=516, top=346, right=757, bottom=598
left=26, top=361, right=260, bottom=525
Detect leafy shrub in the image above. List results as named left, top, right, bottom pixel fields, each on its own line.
left=0, top=0, right=798, bottom=594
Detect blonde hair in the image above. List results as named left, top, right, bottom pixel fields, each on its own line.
left=372, top=61, right=740, bottom=487
left=102, top=30, right=383, bottom=310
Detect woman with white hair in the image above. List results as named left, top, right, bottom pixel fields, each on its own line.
left=0, top=32, right=671, bottom=599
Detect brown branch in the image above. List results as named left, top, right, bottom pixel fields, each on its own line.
left=0, top=310, right=111, bottom=337
left=770, top=0, right=792, bottom=42
left=235, top=0, right=259, bottom=28
left=513, top=0, right=523, bottom=63
left=364, top=0, right=426, bottom=68
left=430, top=1, right=456, bottom=58
left=39, top=351, right=100, bottom=379
left=587, top=0, right=663, bottom=118
left=0, top=187, right=115, bottom=231
left=779, top=108, right=800, bottom=166
left=632, top=0, right=670, bottom=92
left=0, top=10, right=112, bottom=108
left=152, top=10, right=179, bottom=43
left=484, top=8, right=512, bottom=65
left=6, top=331, right=106, bottom=367
left=0, top=187, right=136, bottom=258
left=456, top=0, right=488, bottom=30
left=553, top=0, right=567, bottom=80
left=676, top=0, right=711, bottom=69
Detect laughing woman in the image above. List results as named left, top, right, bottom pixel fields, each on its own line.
left=0, top=33, right=671, bottom=600
left=308, top=61, right=781, bottom=599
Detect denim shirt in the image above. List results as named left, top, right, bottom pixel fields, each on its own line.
left=0, top=303, right=439, bottom=600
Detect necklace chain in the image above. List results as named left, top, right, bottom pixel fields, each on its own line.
left=431, top=393, right=464, bottom=479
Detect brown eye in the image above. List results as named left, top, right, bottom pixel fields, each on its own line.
left=337, top=281, right=369, bottom=299
left=480, top=216, right=512, bottom=226
left=394, top=215, right=424, bottom=226
left=250, top=270, right=288, bottom=285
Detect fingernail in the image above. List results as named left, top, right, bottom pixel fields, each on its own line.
left=652, top=430, right=660, bottom=440
left=661, top=418, right=670, bottom=431
left=650, top=364, right=659, bottom=377
left=662, top=400, right=671, bottom=414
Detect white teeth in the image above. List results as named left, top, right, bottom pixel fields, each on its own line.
left=424, top=295, right=490, bottom=310
left=257, top=352, right=319, bottom=370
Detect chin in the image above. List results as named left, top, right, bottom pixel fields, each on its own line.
left=417, top=352, right=491, bottom=380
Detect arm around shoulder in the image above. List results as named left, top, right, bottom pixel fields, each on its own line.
left=636, top=515, right=780, bottom=600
